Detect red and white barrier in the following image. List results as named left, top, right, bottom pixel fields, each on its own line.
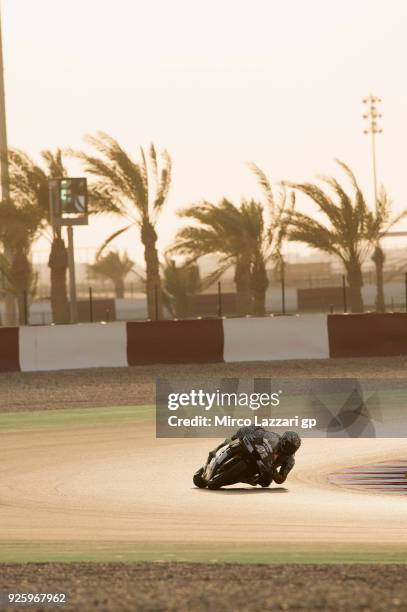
left=1, top=313, right=406, bottom=372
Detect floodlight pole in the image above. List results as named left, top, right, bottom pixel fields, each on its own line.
left=0, top=5, right=16, bottom=326
left=67, top=225, right=78, bottom=323
left=363, top=94, right=385, bottom=312
left=370, top=127, right=378, bottom=208
left=0, top=7, right=9, bottom=201
left=362, top=94, right=382, bottom=212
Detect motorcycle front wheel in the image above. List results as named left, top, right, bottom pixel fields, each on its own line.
left=193, top=467, right=207, bottom=488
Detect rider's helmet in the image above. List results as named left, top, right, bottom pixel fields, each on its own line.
left=279, top=431, right=301, bottom=456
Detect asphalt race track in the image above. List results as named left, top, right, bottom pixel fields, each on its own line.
left=1, top=417, right=407, bottom=548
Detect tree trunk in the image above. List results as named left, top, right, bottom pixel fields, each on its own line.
left=141, top=220, right=163, bottom=320
left=371, top=244, right=385, bottom=313
left=234, top=258, right=252, bottom=316
left=174, top=292, right=188, bottom=319
left=3, top=246, right=16, bottom=326
left=346, top=261, right=364, bottom=313
left=48, top=236, right=70, bottom=324
left=251, top=257, right=268, bottom=316
left=4, top=293, right=16, bottom=327
left=114, top=278, right=125, bottom=299
left=11, top=250, right=31, bottom=325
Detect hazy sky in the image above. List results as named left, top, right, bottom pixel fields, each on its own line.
left=3, top=0, right=407, bottom=265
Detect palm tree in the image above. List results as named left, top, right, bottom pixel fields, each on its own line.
left=287, top=161, right=403, bottom=313
left=249, top=164, right=295, bottom=315
left=73, top=132, right=171, bottom=320
left=169, top=198, right=257, bottom=316
left=0, top=200, right=43, bottom=323
left=9, top=148, right=70, bottom=323
left=367, top=188, right=407, bottom=312
left=233, top=197, right=269, bottom=316
left=87, top=250, right=134, bottom=298
left=162, top=258, right=201, bottom=318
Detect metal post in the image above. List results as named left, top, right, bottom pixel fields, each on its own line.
left=217, top=281, right=222, bottom=317
left=67, top=225, right=77, bottom=323
left=23, top=290, right=28, bottom=325
left=89, top=286, right=93, bottom=323
left=281, top=261, right=286, bottom=315
left=342, top=275, right=347, bottom=313
left=0, top=8, right=15, bottom=326
left=0, top=12, right=8, bottom=200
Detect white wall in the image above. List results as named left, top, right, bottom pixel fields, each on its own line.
left=223, top=315, right=330, bottom=362
left=19, top=322, right=128, bottom=371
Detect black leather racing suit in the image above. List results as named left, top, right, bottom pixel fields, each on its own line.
left=208, top=425, right=295, bottom=487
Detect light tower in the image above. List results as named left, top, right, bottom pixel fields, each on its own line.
left=363, top=94, right=384, bottom=311
left=0, top=4, right=16, bottom=325
left=0, top=4, right=9, bottom=201
left=362, top=94, right=382, bottom=211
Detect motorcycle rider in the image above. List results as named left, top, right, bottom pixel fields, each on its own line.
left=194, top=425, right=301, bottom=488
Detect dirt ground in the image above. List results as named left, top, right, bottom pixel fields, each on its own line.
left=1, top=354, right=407, bottom=412
left=0, top=562, right=406, bottom=611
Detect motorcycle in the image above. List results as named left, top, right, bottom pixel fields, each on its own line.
left=193, top=435, right=271, bottom=490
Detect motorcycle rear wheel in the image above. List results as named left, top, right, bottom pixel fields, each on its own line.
left=207, top=459, right=248, bottom=490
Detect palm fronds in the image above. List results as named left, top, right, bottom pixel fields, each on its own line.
left=95, top=224, right=132, bottom=258
left=248, top=162, right=275, bottom=212
left=72, top=132, right=172, bottom=225
left=286, top=159, right=407, bottom=312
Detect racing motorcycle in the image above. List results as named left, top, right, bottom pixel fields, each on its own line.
left=193, top=436, right=271, bottom=490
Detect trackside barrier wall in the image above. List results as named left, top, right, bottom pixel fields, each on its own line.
left=3, top=314, right=407, bottom=373
left=223, top=315, right=330, bottom=362
left=0, top=327, right=20, bottom=371
left=328, top=313, right=407, bottom=358
left=19, top=322, right=128, bottom=371
left=126, top=319, right=224, bottom=365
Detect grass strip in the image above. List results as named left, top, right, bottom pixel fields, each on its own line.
left=0, top=405, right=153, bottom=432
left=1, top=541, right=406, bottom=564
